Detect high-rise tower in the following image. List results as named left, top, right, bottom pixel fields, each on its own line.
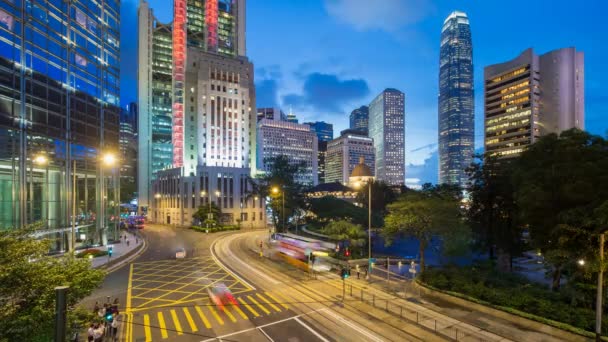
left=369, top=89, right=405, bottom=186
left=438, top=11, right=474, bottom=187
left=350, top=106, right=369, bottom=135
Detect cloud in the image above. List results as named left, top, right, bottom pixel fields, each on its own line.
left=282, top=72, right=370, bottom=113
left=324, top=0, right=434, bottom=32
left=255, top=79, right=279, bottom=108
left=406, top=150, right=438, bottom=185
left=256, top=65, right=282, bottom=80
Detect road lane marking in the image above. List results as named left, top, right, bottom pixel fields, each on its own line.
left=264, top=292, right=288, bottom=309
left=256, top=293, right=281, bottom=312
left=182, top=307, right=198, bottom=332
left=195, top=305, right=212, bottom=329
left=221, top=305, right=237, bottom=322
left=170, top=309, right=184, bottom=335
left=247, top=295, right=271, bottom=315
left=258, top=327, right=275, bottom=342
left=157, top=312, right=169, bottom=339
left=210, top=238, right=257, bottom=290
left=232, top=304, right=249, bottom=320
left=208, top=305, right=225, bottom=325
left=143, top=314, right=152, bottom=342
left=321, top=309, right=384, bottom=342
left=295, top=317, right=330, bottom=342
left=238, top=297, right=260, bottom=317
left=125, top=264, right=134, bottom=342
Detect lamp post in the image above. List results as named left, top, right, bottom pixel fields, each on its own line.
left=272, top=186, right=284, bottom=232
left=32, top=155, right=48, bottom=228
left=597, top=233, right=605, bottom=342
left=100, top=152, right=116, bottom=245
left=215, top=190, right=221, bottom=225
left=154, top=193, right=161, bottom=223
left=354, top=180, right=373, bottom=280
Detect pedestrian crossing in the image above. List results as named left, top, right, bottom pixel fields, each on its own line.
left=132, top=291, right=291, bottom=341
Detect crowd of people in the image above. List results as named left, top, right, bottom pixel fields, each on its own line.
left=87, top=299, right=120, bottom=342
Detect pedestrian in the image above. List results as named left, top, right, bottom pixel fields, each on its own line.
left=357, top=268, right=360, bottom=279
left=112, top=298, right=119, bottom=315
left=111, top=316, right=119, bottom=341
left=126, top=239, right=130, bottom=247
left=93, top=301, right=99, bottom=314
left=93, top=323, right=103, bottom=342
left=364, top=267, right=368, bottom=278
left=87, top=323, right=95, bottom=342
left=136, top=237, right=139, bottom=244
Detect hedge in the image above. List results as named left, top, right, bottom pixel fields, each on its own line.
left=76, top=248, right=109, bottom=259
left=191, top=225, right=240, bottom=233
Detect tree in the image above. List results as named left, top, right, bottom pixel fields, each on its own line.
left=355, top=180, right=397, bottom=221
left=383, top=186, right=465, bottom=272
left=512, top=129, right=608, bottom=290
left=322, top=220, right=367, bottom=256
left=251, top=155, right=308, bottom=232
left=308, top=196, right=368, bottom=226
left=0, top=224, right=105, bottom=341
left=192, top=202, right=222, bottom=226
left=466, top=154, right=522, bottom=272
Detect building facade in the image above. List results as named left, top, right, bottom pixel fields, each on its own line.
left=257, top=118, right=318, bottom=186
left=0, top=0, right=121, bottom=249
left=137, top=2, right=173, bottom=212
left=349, top=105, right=369, bottom=135
left=257, top=107, right=286, bottom=122
left=119, top=107, right=137, bottom=185
left=325, top=130, right=374, bottom=185
left=305, top=121, right=333, bottom=142
left=368, top=89, right=405, bottom=186
left=317, top=140, right=327, bottom=184
left=438, top=11, right=474, bottom=187
left=484, top=48, right=584, bottom=159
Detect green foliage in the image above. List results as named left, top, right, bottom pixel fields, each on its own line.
left=75, top=248, right=109, bottom=259
left=0, top=225, right=106, bottom=341
left=322, top=220, right=366, bottom=255
left=251, top=155, right=308, bottom=232
left=421, top=264, right=608, bottom=334
left=192, top=202, right=222, bottom=225
left=355, top=180, right=397, bottom=220
left=511, top=129, right=608, bottom=290
left=191, top=225, right=240, bottom=233
left=383, top=185, right=466, bottom=272
left=308, top=196, right=379, bottom=226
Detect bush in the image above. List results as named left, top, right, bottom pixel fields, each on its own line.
left=421, top=264, right=608, bottom=335
left=76, top=248, right=109, bottom=259
left=191, top=225, right=241, bottom=233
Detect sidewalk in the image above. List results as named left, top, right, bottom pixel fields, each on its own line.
left=89, top=230, right=144, bottom=269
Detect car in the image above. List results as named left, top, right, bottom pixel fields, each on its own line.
left=208, top=283, right=238, bottom=309
left=176, top=248, right=186, bottom=259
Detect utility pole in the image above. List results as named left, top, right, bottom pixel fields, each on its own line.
left=54, top=286, right=69, bottom=342
left=597, top=233, right=605, bottom=342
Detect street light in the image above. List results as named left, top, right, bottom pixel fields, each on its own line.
left=100, top=152, right=117, bottom=245
left=32, top=154, right=48, bottom=229
left=271, top=186, right=285, bottom=232
left=354, top=180, right=373, bottom=280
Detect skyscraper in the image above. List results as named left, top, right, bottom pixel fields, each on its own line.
left=120, top=108, right=137, bottom=188
left=438, top=11, right=474, bottom=187
left=369, top=89, right=406, bottom=186
left=325, top=130, right=374, bottom=185
left=257, top=119, right=318, bottom=186
left=484, top=48, right=584, bottom=159
left=0, top=0, right=120, bottom=246
left=350, top=106, right=369, bottom=135
left=305, top=121, right=334, bottom=142
left=138, top=2, right=173, bottom=212
left=257, top=107, right=286, bottom=122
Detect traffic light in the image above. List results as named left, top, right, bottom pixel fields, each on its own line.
left=340, top=267, right=350, bottom=279
left=105, top=311, right=113, bottom=322
left=108, top=246, right=113, bottom=257
left=345, top=248, right=350, bottom=257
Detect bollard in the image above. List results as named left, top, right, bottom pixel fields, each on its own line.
left=350, top=284, right=352, bottom=297
left=372, top=294, right=375, bottom=307
left=360, top=288, right=363, bottom=301
left=385, top=300, right=388, bottom=312
left=416, top=312, right=419, bottom=323
left=434, top=320, right=437, bottom=331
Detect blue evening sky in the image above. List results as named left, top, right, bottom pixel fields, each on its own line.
left=121, top=0, right=607, bottom=184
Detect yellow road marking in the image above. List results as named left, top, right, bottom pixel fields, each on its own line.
left=238, top=297, right=259, bottom=317
left=232, top=303, right=249, bottom=320
left=182, top=307, right=198, bottom=332
left=208, top=305, right=225, bottom=325
left=157, top=312, right=169, bottom=339
left=125, top=264, right=134, bottom=342
left=221, top=305, right=237, bottom=323
left=247, top=295, right=271, bottom=315
left=195, top=305, right=212, bottom=329
left=256, top=293, right=282, bottom=312
left=265, top=292, right=289, bottom=309
left=170, top=309, right=184, bottom=335
left=143, top=314, right=152, bottom=342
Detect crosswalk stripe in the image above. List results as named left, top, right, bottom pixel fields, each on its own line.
left=182, top=307, right=198, bottom=332
left=221, top=305, right=237, bottom=322
left=170, top=309, right=184, bottom=335
left=208, top=305, right=225, bottom=325
left=265, top=291, right=289, bottom=309
left=194, top=306, right=212, bottom=329
left=256, top=293, right=282, bottom=312
left=247, top=295, right=271, bottom=315
left=238, top=297, right=260, bottom=317
left=143, top=314, right=152, bottom=342
left=231, top=303, right=249, bottom=320
left=157, top=312, right=169, bottom=339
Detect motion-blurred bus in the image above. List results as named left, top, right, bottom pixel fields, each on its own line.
left=127, top=216, right=145, bottom=229
left=271, top=233, right=334, bottom=272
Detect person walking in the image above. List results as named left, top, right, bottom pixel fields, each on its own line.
left=92, top=323, right=104, bottom=342
left=110, top=317, right=119, bottom=341
left=93, top=301, right=100, bottom=314
left=87, top=324, right=95, bottom=342
left=357, top=266, right=360, bottom=279
left=126, top=239, right=130, bottom=247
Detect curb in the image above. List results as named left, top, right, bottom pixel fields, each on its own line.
left=96, top=236, right=148, bottom=274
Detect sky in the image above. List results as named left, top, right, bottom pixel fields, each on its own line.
left=121, top=0, right=607, bottom=185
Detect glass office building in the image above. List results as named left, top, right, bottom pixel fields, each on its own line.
left=0, top=0, right=121, bottom=249
left=349, top=105, right=368, bottom=135
left=438, top=11, right=474, bottom=187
